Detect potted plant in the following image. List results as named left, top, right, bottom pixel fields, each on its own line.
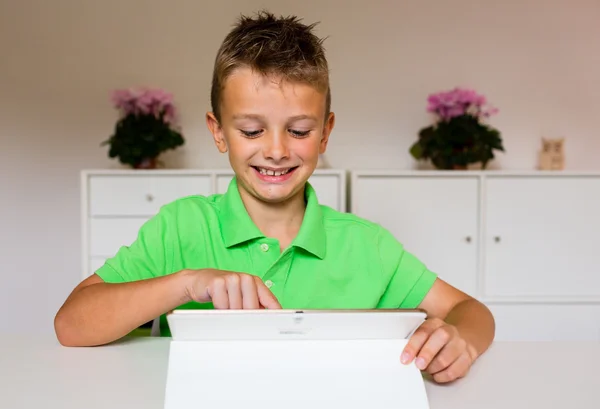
left=409, top=87, right=504, bottom=170
left=102, top=87, right=185, bottom=169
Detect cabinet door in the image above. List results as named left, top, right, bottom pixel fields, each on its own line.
left=352, top=175, right=480, bottom=296
left=89, top=257, right=107, bottom=276
left=306, top=174, right=345, bottom=212
left=216, top=174, right=234, bottom=195
left=484, top=176, right=600, bottom=300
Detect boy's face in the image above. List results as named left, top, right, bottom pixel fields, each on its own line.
left=206, top=67, right=335, bottom=205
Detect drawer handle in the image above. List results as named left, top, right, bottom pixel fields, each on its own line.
left=146, top=194, right=154, bottom=202
left=465, top=236, right=472, bottom=243
left=494, top=236, right=501, bottom=243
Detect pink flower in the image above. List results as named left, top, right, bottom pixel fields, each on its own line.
left=447, top=105, right=465, bottom=119
left=110, top=87, right=177, bottom=124
left=425, top=87, right=497, bottom=122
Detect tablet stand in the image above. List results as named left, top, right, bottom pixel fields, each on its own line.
left=163, top=338, right=430, bottom=409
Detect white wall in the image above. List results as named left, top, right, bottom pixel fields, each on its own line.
left=1, top=0, right=599, bottom=335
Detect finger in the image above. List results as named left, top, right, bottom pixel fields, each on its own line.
left=432, top=352, right=472, bottom=384
left=401, top=318, right=444, bottom=365
left=240, top=274, right=260, bottom=309
left=226, top=274, right=243, bottom=309
left=414, top=326, right=454, bottom=370
left=254, top=276, right=282, bottom=309
left=207, top=276, right=229, bottom=309
left=426, top=337, right=466, bottom=374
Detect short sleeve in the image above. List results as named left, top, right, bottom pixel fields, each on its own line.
left=376, top=227, right=437, bottom=308
left=94, top=207, right=171, bottom=283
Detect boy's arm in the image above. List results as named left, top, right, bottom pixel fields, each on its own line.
left=375, top=227, right=494, bottom=383
left=54, top=202, right=280, bottom=347
left=54, top=268, right=281, bottom=347
left=401, top=278, right=496, bottom=383
left=54, top=270, right=194, bottom=347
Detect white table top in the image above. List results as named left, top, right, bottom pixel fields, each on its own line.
left=2, top=335, right=598, bottom=409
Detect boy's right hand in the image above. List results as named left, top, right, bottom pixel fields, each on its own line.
left=184, top=269, right=281, bottom=310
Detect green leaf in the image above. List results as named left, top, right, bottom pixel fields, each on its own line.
left=409, top=115, right=504, bottom=169
left=102, top=112, right=186, bottom=167
left=410, top=142, right=423, bottom=159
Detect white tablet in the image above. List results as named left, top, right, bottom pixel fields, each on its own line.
left=166, top=309, right=427, bottom=341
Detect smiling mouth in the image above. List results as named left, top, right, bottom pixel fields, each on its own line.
left=252, top=166, right=298, bottom=176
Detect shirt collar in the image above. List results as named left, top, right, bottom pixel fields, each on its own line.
left=290, top=182, right=326, bottom=259
left=218, top=177, right=326, bottom=259
left=218, top=177, right=265, bottom=247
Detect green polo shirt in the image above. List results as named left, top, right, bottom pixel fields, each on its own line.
left=95, top=177, right=437, bottom=336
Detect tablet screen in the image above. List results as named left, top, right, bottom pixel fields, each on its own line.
left=166, top=309, right=427, bottom=341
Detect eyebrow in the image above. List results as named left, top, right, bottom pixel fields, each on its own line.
left=231, top=114, right=318, bottom=122
left=288, top=115, right=318, bottom=122
left=232, top=114, right=265, bottom=121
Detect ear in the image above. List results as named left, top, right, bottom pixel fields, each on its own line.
left=319, top=112, right=336, bottom=154
left=542, top=137, right=550, bottom=150
left=206, top=112, right=228, bottom=153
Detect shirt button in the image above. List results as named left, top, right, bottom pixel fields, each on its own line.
left=265, top=280, right=273, bottom=288
left=260, top=243, right=269, bottom=252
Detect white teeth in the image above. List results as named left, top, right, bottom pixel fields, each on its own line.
left=258, top=167, right=290, bottom=176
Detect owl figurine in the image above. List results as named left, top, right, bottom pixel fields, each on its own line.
left=538, top=138, right=565, bottom=170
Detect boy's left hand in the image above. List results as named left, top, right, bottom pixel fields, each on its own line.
left=400, top=317, right=478, bottom=384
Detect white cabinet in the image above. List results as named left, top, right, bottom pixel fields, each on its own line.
left=351, top=174, right=480, bottom=295
left=483, top=175, right=600, bottom=301
left=351, top=171, right=600, bottom=341
left=81, top=169, right=346, bottom=279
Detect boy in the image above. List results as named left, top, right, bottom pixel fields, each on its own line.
left=55, top=11, right=495, bottom=384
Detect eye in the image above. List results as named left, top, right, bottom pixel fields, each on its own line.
left=240, top=129, right=262, bottom=138
left=289, top=129, right=311, bottom=138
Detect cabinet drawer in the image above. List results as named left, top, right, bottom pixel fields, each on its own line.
left=487, top=303, right=600, bottom=341
left=89, top=175, right=212, bottom=216
left=89, top=217, right=149, bottom=257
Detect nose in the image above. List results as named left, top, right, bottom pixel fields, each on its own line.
left=262, top=132, right=290, bottom=162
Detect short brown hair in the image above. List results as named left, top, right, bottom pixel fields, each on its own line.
left=210, top=11, right=331, bottom=122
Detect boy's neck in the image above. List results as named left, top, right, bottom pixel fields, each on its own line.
left=238, top=187, right=306, bottom=250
